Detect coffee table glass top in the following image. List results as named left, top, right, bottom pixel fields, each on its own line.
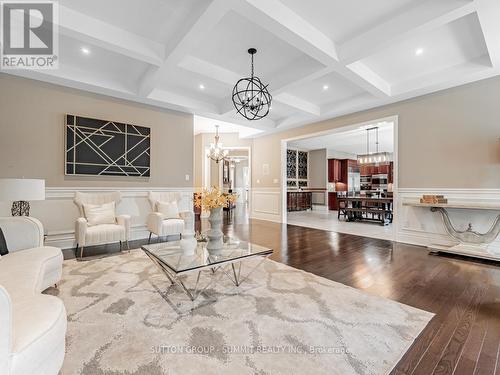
left=141, top=240, right=273, bottom=274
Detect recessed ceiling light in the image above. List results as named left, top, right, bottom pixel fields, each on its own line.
left=80, top=47, right=91, bottom=55
left=323, top=84, right=329, bottom=91
left=199, top=84, right=205, bottom=90
left=415, top=48, right=424, bottom=56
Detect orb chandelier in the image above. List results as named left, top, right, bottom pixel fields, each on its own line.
left=232, top=48, right=272, bottom=121
left=207, top=125, right=228, bottom=164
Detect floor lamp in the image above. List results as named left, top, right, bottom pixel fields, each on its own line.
left=0, top=179, right=45, bottom=216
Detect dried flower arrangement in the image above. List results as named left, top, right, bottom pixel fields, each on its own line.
left=194, top=187, right=237, bottom=210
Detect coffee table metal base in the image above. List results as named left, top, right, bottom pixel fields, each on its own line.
left=144, top=250, right=271, bottom=301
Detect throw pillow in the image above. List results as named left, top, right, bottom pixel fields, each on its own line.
left=0, top=227, right=8, bottom=256
left=83, top=201, right=116, bottom=226
left=157, top=200, right=180, bottom=219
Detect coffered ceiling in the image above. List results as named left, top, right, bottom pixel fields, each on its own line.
left=4, top=0, right=500, bottom=136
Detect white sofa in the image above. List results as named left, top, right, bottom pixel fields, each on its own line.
left=147, top=192, right=192, bottom=242
left=0, top=217, right=66, bottom=375
left=73, top=191, right=131, bottom=258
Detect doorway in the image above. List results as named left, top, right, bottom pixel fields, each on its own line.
left=205, top=146, right=251, bottom=212
left=280, top=116, right=398, bottom=241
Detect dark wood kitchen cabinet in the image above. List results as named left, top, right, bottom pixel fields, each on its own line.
left=328, top=159, right=342, bottom=182
left=328, top=192, right=338, bottom=210
left=287, top=191, right=312, bottom=211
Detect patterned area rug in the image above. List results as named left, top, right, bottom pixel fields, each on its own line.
left=50, top=249, right=433, bottom=375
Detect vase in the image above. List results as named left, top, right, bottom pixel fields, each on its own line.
left=206, top=207, right=224, bottom=253
left=180, top=212, right=197, bottom=256
left=180, top=233, right=197, bottom=256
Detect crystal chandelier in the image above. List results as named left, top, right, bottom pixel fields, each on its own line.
left=357, top=127, right=392, bottom=165
left=232, top=48, right=272, bottom=121
left=207, top=125, right=228, bottom=164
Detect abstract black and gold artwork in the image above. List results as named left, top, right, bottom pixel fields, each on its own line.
left=65, top=114, right=150, bottom=177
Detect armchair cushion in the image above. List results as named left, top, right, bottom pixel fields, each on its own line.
left=85, top=224, right=126, bottom=246
left=161, top=219, right=184, bottom=237
left=83, top=201, right=116, bottom=226
left=157, top=200, right=180, bottom=219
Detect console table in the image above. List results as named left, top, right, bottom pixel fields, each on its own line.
left=403, top=201, right=500, bottom=262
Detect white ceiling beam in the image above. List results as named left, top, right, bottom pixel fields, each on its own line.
left=148, top=88, right=218, bottom=114
left=137, top=0, right=231, bottom=98
left=391, top=55, right=493, bottom=96
left=321, top=93, right=380, bottom=119
left=4, top=69, right=235, bottom=120
left=275, top=114, right=313, bottom=129
left=196, top=112, right=278, bottom=132
left=179, top=55, right=240, bottom=85
left=232, top=0, right=390, bottom=98
left=476, top=0, right=500, bottom=68
left=339, top=0, right=477, bottom=64
left=346, top=62, right=392, bottom=96
left=272, top=93, right=320, bottom=116
left=59, top=6, right=164, bottom=66
left=231, top=0, right=338, bottom=65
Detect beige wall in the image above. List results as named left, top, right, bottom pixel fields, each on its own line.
left=253, top=76, right=500, bottom=189
left=308, top=149, right=327, bottom=189
left=193, top=133, right=203, bottom=189
left=0, top=74, right=194, bottom=188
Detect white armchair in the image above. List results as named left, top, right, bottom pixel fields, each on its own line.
left=73, top=191, right=131, bottom=259
left=147, top=192, right=193, bottom=243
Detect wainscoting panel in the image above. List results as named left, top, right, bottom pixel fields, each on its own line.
left=251, top=188, right=281, bottom=223
left=0, top=187, right=193, bottom=250
left=396, top=188, right=500, bottom=254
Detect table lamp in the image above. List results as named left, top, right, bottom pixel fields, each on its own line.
left=0, top=178, right=45, bottom=216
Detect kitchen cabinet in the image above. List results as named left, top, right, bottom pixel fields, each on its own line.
left=328, top=192, right=338, bottom=211
left=328, top=159, right=342, bottom=182
left=388, top=162, right=394, bottom=184
left=287, top=191, right=312, bottom=211
left=378, top=164, right=389, bottom=174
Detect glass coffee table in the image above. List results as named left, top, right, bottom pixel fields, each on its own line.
left=141, top=240, right=273, bottom=301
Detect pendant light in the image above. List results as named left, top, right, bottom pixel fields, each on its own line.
left=357, top=127, right=392, bottom=165
left=232, top=48, right=272, bottom=121
left=207, top=125, right=228, bottom=164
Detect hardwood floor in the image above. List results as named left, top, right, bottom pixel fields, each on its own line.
left=217, top=207, right=500, bottom=375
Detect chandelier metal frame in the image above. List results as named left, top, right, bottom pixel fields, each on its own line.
left=232, top=48, right=272, bottom=121
left=207, top=125, right=228, bottom=164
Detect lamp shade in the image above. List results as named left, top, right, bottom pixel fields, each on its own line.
left=0, top=179, right=45, bottom=202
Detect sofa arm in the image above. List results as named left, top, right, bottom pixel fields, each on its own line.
left=75, top=217, right=88, bottom=246
left=116, top=214, right=131, bottom=240
left=0, top=286, right=11, bottom=375
left=147, top=212, right=164, bottom=236
left=0, top=216, right=44, bottom=252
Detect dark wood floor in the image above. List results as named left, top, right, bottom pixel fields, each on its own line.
left=218, top=207, right=500, bottom=375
